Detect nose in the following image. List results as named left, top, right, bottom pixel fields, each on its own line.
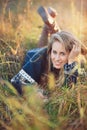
left=55, top=55, right=60, bottom=61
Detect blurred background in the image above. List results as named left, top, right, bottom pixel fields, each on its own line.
left=0, top=0, right=87, bottom=79
left=0, top=0, right=87, bottom=42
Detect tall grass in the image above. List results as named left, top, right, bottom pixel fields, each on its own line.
left=0, top=0, right=87, bottom=130
left=0, top=79, right=87, bottom=130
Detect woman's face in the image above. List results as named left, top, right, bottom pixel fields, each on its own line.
left=50, top=41, right=69, bottom=69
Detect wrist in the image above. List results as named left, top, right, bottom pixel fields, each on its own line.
left=68, top=59, right=77, bottom=64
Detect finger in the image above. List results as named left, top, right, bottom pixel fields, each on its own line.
left=73, top=41, right=81, bottom=52
left=73, top=40, right=81, bottom=48
left=72, top=44, right=81, bottom=54
left=72, top=44, right=76, bottom=50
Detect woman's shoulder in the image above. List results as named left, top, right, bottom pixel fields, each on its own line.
left=30, top=46, right=48, bottom=62
left=23, top=47, right=47, bottom=65
left=22, top=47, right=48, bottom=83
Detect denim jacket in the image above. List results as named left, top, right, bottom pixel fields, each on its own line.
left=11, top=47, right=78, bottom=94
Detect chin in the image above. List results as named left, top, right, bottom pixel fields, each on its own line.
left=54, top=65, right=62, bottom=69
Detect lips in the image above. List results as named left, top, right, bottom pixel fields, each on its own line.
left=53, top=62, right=63, bottom=68
left=55, top=62, right=62, bottom=66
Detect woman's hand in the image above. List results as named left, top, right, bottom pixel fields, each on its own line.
left=68, top=41, right=81, bottom=64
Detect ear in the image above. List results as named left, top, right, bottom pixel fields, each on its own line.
left=81, top=47, right=87, bottom=55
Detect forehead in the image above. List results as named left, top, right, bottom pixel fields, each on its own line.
left=52, top=41, right=66, bottom=51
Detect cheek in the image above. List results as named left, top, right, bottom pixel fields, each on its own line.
left=62, top=55, right=68, bottom=63
left=50, top=52, right=55, bottom=61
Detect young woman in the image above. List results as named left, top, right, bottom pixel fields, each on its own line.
left=11, top=30, right=86, bottom=95
left=11, top=7, right=87, bottom=96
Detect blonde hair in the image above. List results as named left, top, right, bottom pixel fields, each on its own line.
left=47, top=31, right=87, bottom=88
left=48, top=31, right=87, bottom=55
left=40, top=31, right=87, bottom=89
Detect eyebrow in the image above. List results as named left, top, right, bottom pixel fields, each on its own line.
left=52, top=49, right=67, bottom=54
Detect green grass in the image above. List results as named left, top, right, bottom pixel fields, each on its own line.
left=0, top=79, right=87, bottom=130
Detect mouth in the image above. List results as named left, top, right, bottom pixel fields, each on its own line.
left=55, top=62, right=62, bottom=66
left=54, top=63, right=63, bottom=68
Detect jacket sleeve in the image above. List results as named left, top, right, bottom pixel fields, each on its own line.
left=23, top=48, right=41, bottom=66
left=11, top=48, right=47, bottom=95
left=64, top=62, right=78, bottom=87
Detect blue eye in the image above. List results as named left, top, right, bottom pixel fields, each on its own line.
left=53, top=50, right=57, bottom=54
left=60, top=52, right=65, bottom=55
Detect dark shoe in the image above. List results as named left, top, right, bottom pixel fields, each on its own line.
left=37, top=6, right=54, bottom=27
left=37, top=6, right=60, bottom=33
